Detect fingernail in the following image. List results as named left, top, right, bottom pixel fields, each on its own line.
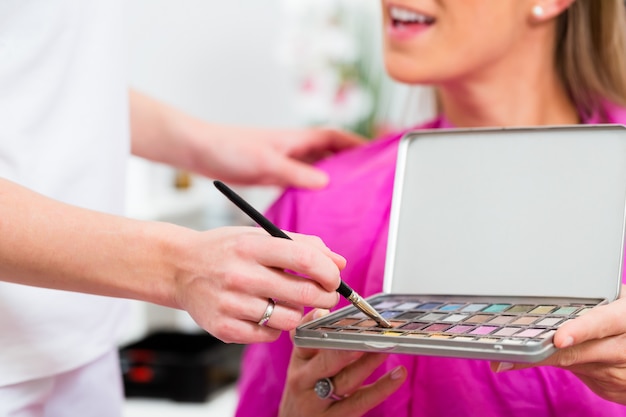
left=390, top=366, right=404, bottom=380
left=560, top=336, right=574, bottom=348
left=496, top=362, right=514, bottom=373
left=314, top=309, right=329, bottom=319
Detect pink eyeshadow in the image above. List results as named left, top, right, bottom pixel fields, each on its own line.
left=470, top=326, right=498, bottom=335
left=515, top=328, right=544, bottom=338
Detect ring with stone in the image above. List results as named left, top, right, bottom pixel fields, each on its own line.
left=314, top=377, right=343, bottom=401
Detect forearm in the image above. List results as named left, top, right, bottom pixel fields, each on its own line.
left=0, top=177, right=184, bottom=308
left=129, top=89, right=210, bottom=172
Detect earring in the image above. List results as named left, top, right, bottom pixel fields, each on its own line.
left=532, top=5, right=544, bottom=17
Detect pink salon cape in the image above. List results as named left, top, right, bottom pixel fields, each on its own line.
left=236, top=103, right=626, bottom=417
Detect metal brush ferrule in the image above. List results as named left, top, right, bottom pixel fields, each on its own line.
left=348, top=292, right=392, bottom=328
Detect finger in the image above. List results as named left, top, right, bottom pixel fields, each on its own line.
left=292, top=309, right=330, bottom=361
left=295, top=128, right=367, bottom=154
left=232, top=266, right=339, bottom=310
left=302, top=348, right=366, bottom=383
left=288, top=232, right=347, bottom=269
left=329, top=366, right=407, bottom=417
left=331, top=353, right=390, bottom=396
left=271, top=156, right=330, bottom=190
left=238, top=298, right=304, bottom=332
left=553, top=297, right=626, bottom=348
left=251, top=237, right=344, bottom=295
left=318, top=128, right=368, bottom=152
left=198, top=315, right=282, bottom=344
left=492, top=333, right=626, bottom=372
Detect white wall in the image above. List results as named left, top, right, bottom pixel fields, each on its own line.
left=126, top=0, right=300, bottom=126
left=122, top=0, right=307, bottom=343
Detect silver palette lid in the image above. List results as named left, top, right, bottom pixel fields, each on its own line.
left=384, top=125, right=626, bottom=300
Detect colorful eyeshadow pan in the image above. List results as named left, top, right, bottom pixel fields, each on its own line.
left=483, top=304, right=511, bottom=313
left=515, top=328, right=544, bottom=338
left=552, top=306, right=578, bottom=315
left=381, top=310, right=403, bottom=319
left=506, top=304, right=534, bottom=314
left=396, top=312, right=425, bottom=320
left=470, top=326, right=498, bottom=335
left=401, top=322, right=426, bottom=330
left=424, top=323, right=449, bottom=332
left=374, top=301, right=400, bottom=309
left=488, top=315, right=514, bottom=325
left=418, top=302, right=443, bottom=310
left=421, top=313, right=448, bottom=321
left=536, top=317, right=562, bottom=326
left=461, top=304, right=488, bottom=312
left=511, top=316, right=538, bottom=325
left=441, top=314, right=468, bottom=323
left=529, top=305, right=556, bottom=314
left=494, top=327, right=520, bottom=336
left=395, top=302, right=421, bottom=310
left=439, top=304, right=464, bottom=311
left=464, top=314, right=493, bottom=324
left=447, top=325, right=474, bottom=334
left=332, top=318, right=361, bottom=326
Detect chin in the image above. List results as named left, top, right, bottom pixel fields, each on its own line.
left=384, top=57, right=436, bottom=85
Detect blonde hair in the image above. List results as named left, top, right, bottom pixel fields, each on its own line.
left=556, top=0, right=626, bottom=119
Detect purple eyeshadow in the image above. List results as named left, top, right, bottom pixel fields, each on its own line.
left=373, top=301, right=400, bottom=309
left=381, top=310, right=403, bottom=319
left=424, top=323, right=450, bottom=333
left=401, top=322, right=426, bottom=330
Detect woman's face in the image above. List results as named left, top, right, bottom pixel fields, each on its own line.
left=381, top=0, right=536, bottom=85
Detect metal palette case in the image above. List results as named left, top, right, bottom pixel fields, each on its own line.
left=295, top=125, right=626, bottom=363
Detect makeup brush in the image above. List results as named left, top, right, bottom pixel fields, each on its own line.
left=213, top=180, right=392, bottom=328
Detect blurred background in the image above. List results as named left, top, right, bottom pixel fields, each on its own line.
left=121, top=0, right=434, bottom=415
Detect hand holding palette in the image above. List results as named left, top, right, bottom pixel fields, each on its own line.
left=295, top=125, right=626, bottom=363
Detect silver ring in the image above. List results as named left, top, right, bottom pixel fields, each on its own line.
left=314, top=377, right=343, bottom=401
left=257, top=298, right=275, bottom=326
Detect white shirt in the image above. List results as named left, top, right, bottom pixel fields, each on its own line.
left=0, top=0, right=131, bottom=385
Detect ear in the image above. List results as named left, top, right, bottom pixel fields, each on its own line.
left=530, top=0, right=576, bottom=22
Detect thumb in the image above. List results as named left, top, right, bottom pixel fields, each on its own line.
left=291, top=308, right=330, bottom=361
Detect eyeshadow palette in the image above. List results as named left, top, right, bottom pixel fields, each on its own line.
left=295, top=125, right=626, bottom=362
left=296, top=294, right=602, bottom=362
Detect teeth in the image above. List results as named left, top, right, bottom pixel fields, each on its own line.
left=390, top=6, right=434, bottom=24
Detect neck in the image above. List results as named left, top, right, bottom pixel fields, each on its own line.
left=437, top=24, right=579, bottom=128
